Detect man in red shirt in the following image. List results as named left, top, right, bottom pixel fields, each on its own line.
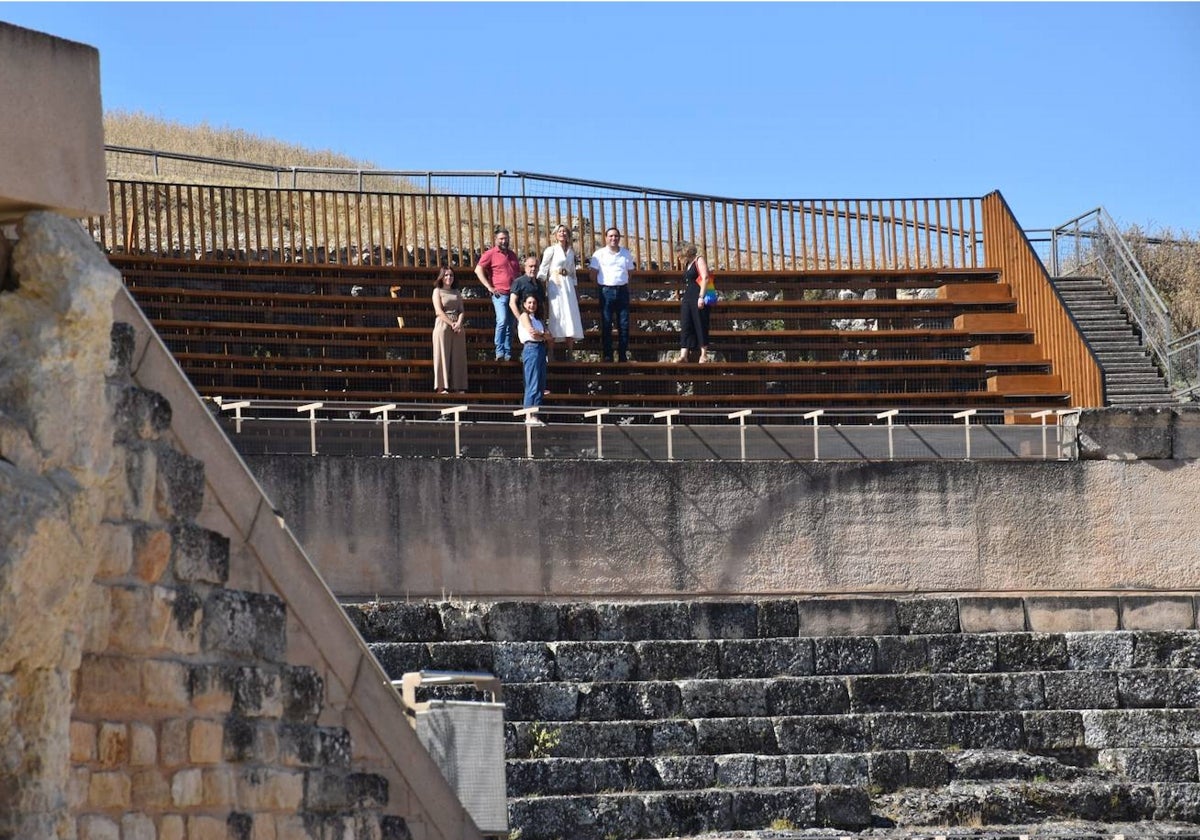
left=474, top=228, right=521, bottom=361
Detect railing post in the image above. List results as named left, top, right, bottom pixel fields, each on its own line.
left=441, top=405, right=469, bottom=457
left=584, top=408, right=610, bottom=460
left=218, top=399, right=251, bottom=434
left=728, top=409, right=752, bottom=462
left=953, top=409, right=977, bottom=459
left=803, top=409, right=824, bottom=461
left=512, top=408, right=542, bottom=459
left=297, top=402, right=323, bottom=456
left=876, top=409, right=899, bottom=460
left=1031, top=410, right=1054, bottom=460
left=369, top=403, right=398, bottom=456
left=653, top=409, right=681, bottom=461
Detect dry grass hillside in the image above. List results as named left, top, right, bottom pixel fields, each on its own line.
left=1125, top=227, right=1200, bottom=337
left=102, top=111, right=1200, bottom=334
left=103, top=110, right=412, bottom=191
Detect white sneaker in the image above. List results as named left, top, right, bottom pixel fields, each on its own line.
left=524, top=415, right=545, bottom=426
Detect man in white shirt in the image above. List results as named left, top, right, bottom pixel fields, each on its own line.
left=588, top=227, right=636, bottom=362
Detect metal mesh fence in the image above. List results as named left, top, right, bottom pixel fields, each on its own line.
left=210, top=401, right=1079, bottom=461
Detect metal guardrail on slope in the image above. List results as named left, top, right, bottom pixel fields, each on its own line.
left=1047, top=207, right=1200, bottom=397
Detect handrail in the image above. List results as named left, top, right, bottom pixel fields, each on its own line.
left=1049, top=206, right=1177, bottom=389
left=982, top=192, right=1104, bottom=407
left=210, top=398, right=1080, bottom=462
left=1168, top=328, right=1200, bottom=398
left=90, top=178, right=986, bottom=273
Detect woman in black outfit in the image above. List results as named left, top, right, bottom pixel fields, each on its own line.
left=677, top=243, right=712, bottom=363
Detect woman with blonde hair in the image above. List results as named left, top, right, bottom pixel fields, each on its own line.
left=678, top=243, right=712, bottom=363
left=536, top=223, right=584, bottom=351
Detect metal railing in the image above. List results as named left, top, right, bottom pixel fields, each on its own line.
left=92, top=177, right=985, bottom=275
left=1048, top=207, right=1187, bottom=391
left=210, top=398, right=1080, bottom=462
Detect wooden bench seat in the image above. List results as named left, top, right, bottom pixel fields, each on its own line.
left=113, top=256, right=1074, bottom=412
left=130, top=287, right=1016, bottom=323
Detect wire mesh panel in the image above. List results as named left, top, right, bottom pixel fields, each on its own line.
left=211, top=404, right=1079, bottom=462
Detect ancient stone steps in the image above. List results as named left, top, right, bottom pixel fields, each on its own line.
left=367, top=630, right=1200, bottom=683
left=509, top=781, right=1200, bottom=840
left=506, top=749, right=1106, bottom=797
left=344, top=597, right=1200, bottom=837
left=508, top=785, right=873, bottom=840
left=504, top=708, right=1200, bottom=760
left=500, top=669, right=1200, bottom=721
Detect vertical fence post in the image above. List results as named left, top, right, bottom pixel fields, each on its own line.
left=369, top=403, right=398, bottom=456
left=584, top=408, right=610, bottom=460
left=876, top=409, right=899, bottom=460
left=653, top=409, right=680, bottom=462
left=440, top=405, right=469, bottom=457
left=803, top=409, right=824, bottom=461
left=512, top=408, right=543, bottom=459
left=296, top=402, right=323, bottom=456
left=728, top=409, right=752, bottom=462
left=218, top=399, right=251, bottom=434
left=1031, top=409, right=1054, bottom=460
left=953, top=409, right=977, bottom=460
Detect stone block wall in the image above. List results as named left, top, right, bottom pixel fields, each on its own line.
left=1, top=213, right=478, bottom=840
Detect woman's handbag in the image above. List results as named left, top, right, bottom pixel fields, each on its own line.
left=702, top=274, right=719, bottom=306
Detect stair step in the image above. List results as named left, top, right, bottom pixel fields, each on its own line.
left=364, top=629, right=1200, bottom=681
left=508, top=781, right=1200, bottom=839
left=507, top=749, right=1109, bottom=797
left=506, top=708, right=1200, bottom=759
left=501, top=669, right=1200, bottom=722
left=874, top=780, right=1200, bottom=829
left=508, top=785, right=872, bottom=840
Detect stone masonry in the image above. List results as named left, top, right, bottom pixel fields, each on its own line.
left=1, top=213, right=479, bottom=840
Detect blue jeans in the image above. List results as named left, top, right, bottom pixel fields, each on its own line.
left=597, top=284, right=630, bottom=362
left=492, top=292, right=515, bottom=359
left=522, top=341, right=547, bottom=408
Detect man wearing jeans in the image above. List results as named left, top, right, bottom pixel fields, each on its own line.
left=474, top=228, right=521, bottom=360
left=588, top=227, right=636, bottom=362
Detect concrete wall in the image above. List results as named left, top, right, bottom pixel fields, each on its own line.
left=249, top=442, right=1200, bottom=600
left=0, top=23, right=106, bottom=221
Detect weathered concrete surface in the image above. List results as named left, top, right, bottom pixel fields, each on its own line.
left=248, top=455, right=1200, bottom=599
left=1078, top=405, right=1200, bottom=461
left=0, top=23, right=105, bottom=221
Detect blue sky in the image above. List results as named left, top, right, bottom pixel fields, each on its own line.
left=5, top=2, right=1199, bottom=232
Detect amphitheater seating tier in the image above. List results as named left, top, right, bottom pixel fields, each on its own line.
left=113, top=258, right=1073, bottom=412
left=344, top=598, right=1200, bottom=839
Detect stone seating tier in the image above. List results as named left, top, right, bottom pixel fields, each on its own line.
left=343, top=597, right=1200, bottom=839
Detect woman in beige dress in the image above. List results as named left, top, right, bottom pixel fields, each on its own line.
left=431, top=267, right=467, bottom=393
left=536, top=223, right=584, bottom=350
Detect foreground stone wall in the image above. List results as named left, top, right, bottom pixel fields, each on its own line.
left=1, top=214, right=478, bottom=840
left=250, top=450, right=1200, bottom=600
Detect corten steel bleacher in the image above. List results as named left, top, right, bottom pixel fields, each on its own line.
left=95, top=182, right=1105, bottom=416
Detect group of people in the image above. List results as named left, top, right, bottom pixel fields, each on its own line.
left=426, top=224, right=715, bottom=420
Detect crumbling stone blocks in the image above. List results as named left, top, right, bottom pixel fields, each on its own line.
left=201, top=590, right=285, bottom=661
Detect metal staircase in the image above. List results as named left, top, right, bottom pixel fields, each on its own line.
left=1051, top=275, right=1175, bottom=405
left=1048, top=207, right=1195, bottom=405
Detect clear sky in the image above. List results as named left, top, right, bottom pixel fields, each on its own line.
left=5, top=2, right=1199, bottom=232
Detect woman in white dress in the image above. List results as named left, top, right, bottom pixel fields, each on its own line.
left=536, top=223, right=584, bottom=350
